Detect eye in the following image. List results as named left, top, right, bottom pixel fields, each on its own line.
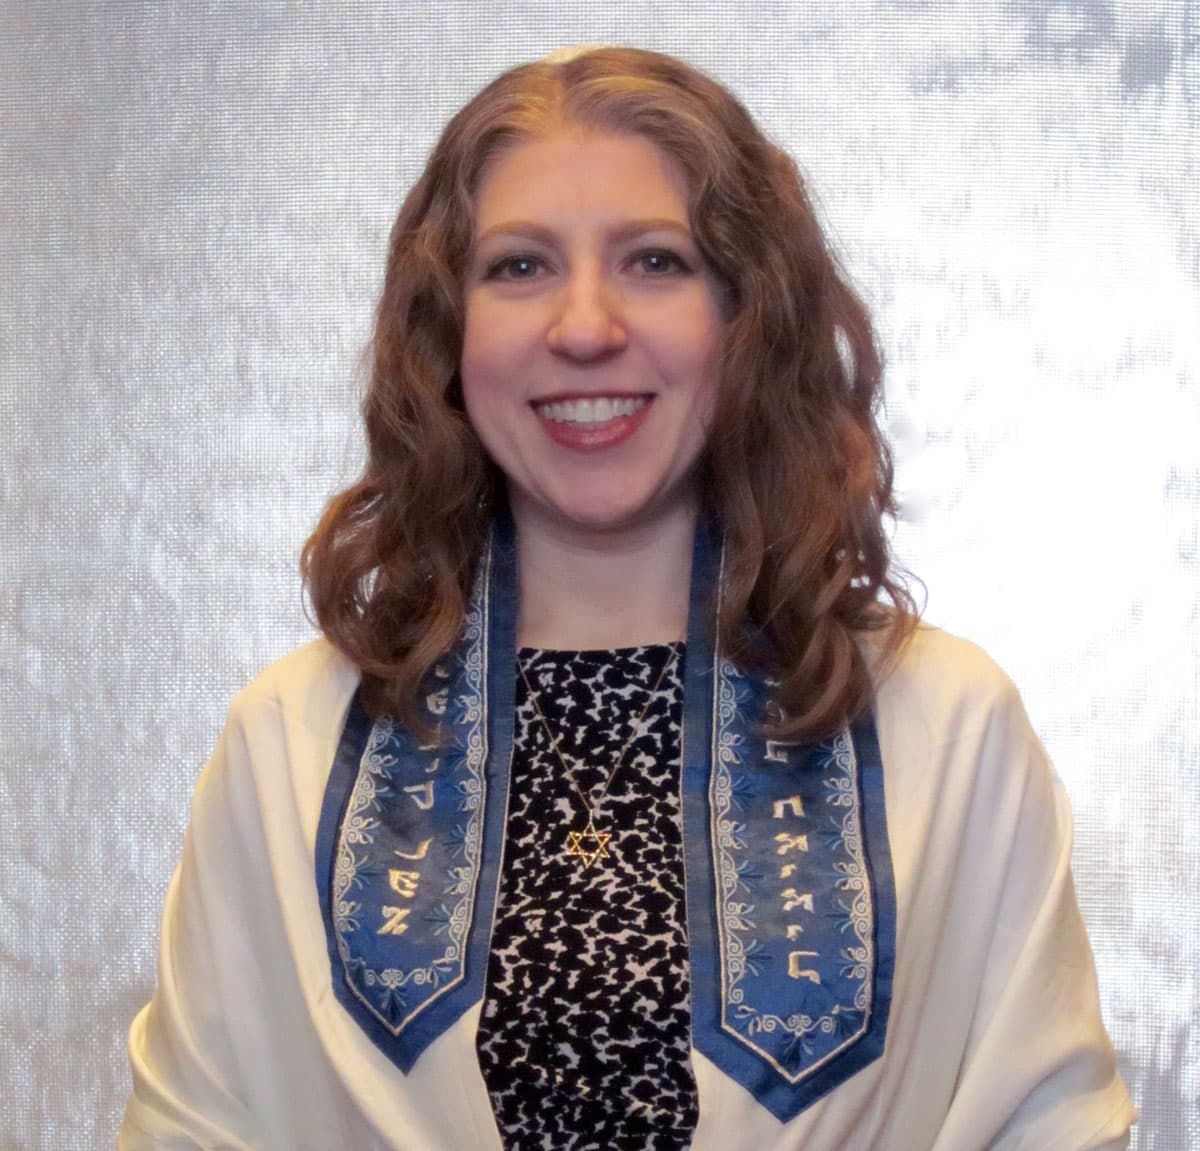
left=484, top=254, right=546, bottom=281
left=630, top=249, right=690, bottom=276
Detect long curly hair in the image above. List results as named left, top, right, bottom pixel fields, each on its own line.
left=302, top=46, right=917, bottom=740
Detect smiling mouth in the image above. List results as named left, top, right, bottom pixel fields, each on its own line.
left=531, top=395, right=650, bottom=425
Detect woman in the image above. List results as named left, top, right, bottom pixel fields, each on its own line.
left=122, top=47, right=1133, bottom=1150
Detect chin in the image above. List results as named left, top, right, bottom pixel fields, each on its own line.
left=546, top=492, right=691, bottom=538
left=552, top=505, right=647, bottom=533
left=513, top=470, right=700, bottom=539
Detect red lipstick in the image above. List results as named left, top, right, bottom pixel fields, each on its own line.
left=532, top=396, right=652, bottom=451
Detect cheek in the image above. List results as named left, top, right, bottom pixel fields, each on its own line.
left=460, top=298, right=524, bottom=394
left=459, top=311, right=485, bottom=388
left=690, top=318, right=726, bottom=418
left=459, top=316, right=500, bottom=416
left=459, top=371, right=500, bottom=455
left=459, top=321, right=522, bottom=469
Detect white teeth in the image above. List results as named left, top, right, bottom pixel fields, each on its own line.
left=536, top=396, right=647, bottom=424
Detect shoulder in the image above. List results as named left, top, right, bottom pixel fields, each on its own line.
left=867, top=624, right=1059, bottom=875
left=870, top=623, right=1030, bottom=753
left=190, top=640, right=362, bottom=838
left=225, top=638, right=361, bottom=744
left=867, top=629, right=1134, bottom=1149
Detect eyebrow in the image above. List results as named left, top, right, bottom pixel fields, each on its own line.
left=474, top=217, right=695, bottom=248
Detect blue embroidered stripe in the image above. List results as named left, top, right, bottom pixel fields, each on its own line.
left=314, top=523, right=518, bottom=1071
left=315, top=512, right=896, bottom=1117
left=679, top=529, right=896, bottom=1122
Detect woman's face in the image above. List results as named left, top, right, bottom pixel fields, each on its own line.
left=460, top=128, right=727, bottom=542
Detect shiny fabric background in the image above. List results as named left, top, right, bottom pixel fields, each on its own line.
left=1, top=3, right=1196, bottom=1147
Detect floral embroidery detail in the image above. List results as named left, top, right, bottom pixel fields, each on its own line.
left=825, top=728, right=874, bottom=1013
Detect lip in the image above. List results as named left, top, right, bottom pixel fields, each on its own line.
left=529, top=390, right=653, bottom=405
left=531, top=393, right=654, bottom=452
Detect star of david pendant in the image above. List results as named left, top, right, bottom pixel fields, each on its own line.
left=565, top=819, right=612, bottom=869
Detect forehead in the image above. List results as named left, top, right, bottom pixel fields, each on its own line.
left=472, top=129, right=693, bottom=233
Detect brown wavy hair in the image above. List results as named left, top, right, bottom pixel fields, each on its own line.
left=302, top=46, right=918, bottom=740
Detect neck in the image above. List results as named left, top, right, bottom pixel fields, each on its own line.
left=512, top=501, right=697, bottom=651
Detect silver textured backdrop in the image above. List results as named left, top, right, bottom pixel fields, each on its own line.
left=1, top=2, right=1196, bottom=1147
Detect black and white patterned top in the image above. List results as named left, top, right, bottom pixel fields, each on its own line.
left=476, top=644, right=699, bottom=1151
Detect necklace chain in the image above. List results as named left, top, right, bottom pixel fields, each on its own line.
left=517, top=644, right=680, bottom=869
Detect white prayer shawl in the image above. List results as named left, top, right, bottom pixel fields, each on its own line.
left=121, top=627, right=1134, bottom=1150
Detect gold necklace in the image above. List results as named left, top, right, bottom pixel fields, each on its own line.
left=517, top=644, right=680, bottom=870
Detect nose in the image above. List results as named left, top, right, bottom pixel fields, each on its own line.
left=545, top=264, right=628, bottom=360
